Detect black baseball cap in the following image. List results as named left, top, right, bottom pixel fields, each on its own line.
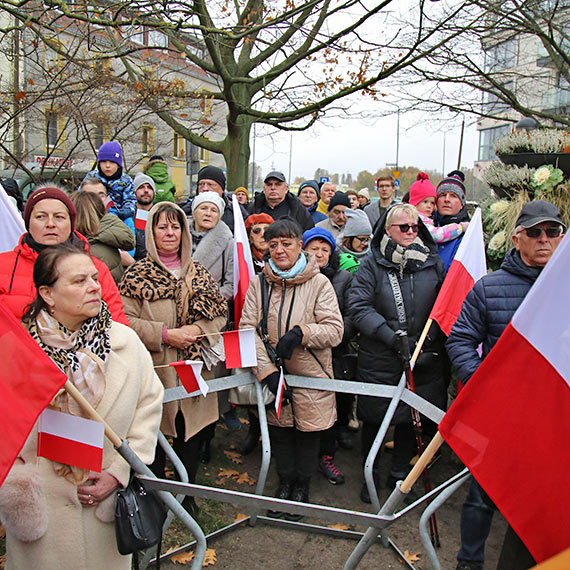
left=264, top=171, right=286, bottom=183
left=515, top=200, right=565, bottom=230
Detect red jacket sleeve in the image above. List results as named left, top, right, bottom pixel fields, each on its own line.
left=92, top=256, right=129, bottom=326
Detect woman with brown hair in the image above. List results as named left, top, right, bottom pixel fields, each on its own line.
left=71, top=191, right=135, bottom=283
left=119, top=202, right=227, bottom=515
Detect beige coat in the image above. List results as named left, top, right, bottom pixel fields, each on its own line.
left=121, top=203, right=226, bottom=440
left=240, top=254, right=344, bottom=431
left=5, top=322, right=164, bottom=570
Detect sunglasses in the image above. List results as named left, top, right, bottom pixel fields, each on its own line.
left=519, top=226, right=562, bottom=239
left=353, top=236, right=370, bottom=244
left=251, top=227, right=265, bottom=234
left=391, top=223, right=419, bottom=233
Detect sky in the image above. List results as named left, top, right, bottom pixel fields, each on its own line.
left=250, top=110, right=480, bottom=184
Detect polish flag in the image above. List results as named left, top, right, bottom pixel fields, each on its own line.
left=0, top=186, right=25, bottom=253
left=170, top=360, right=209, bottom=396
left=223, top=329, right=257, bottom=369
left=105, top=195, right=116, bottom=211
left=0, top=302, right=68, bottom=486
left=439, top=234, right=570, bottom=563
left=232, top=195, right=255, bottom=326
left=274, top=368, right=286, bottom=419
left=38, top=408, right=104, bottom=472
left=135, top=208, right=149, bottom=230
left=429, top=207, right=487, bottom=335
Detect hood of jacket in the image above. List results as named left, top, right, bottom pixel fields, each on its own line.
left=144, top=160, right=170, bottom=183
left=262, top=251, right=321, bottom=286
left=145, top=203, right=193, bottom=274
left=369, top=208, right=438, bottom=270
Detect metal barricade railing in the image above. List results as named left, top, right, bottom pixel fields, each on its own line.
left=144, top=371, right=464, bottom=569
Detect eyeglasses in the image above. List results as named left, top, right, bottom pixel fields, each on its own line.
left=519, top=226, right=563, bottom=239
left=391, top=223, right=419, bottom=233
left=353, top=236, right=370, bottom=244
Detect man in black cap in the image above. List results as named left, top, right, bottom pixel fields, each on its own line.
left=185, top=165, right=247, bottom=233
left=316, top=191, right=351, bottom=239
left=447, top=199, right=565, bottom=570
left=248, top=171, right=314, bottom=231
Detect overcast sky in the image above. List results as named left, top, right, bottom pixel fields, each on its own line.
left=251, top=109, right=480, bottom=184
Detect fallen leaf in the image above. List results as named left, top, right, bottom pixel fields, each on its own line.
left=203, top=549, right=217, bottom=566
left=223, top=450, right=243, bottom=464
left=0, top=524, right=5, bottom=538
left=239, top=416, right=249, bottom=424
left=328, top=523, right=349, bottom=530
left=403, top=550, right=421, bottom=564
left=217, top=468, right=240, bottom=479
left=171, top=550, right=195, bottom=565
left=0, top=553, right=5, bottom=570
left=235, top=472, right=256, bottom=486
left=234, top=512, right=248, bottom=522
left=215, top=477, right=226, bottom=486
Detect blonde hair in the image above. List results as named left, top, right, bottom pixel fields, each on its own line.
left=70, top=191, right=105, bottom=237
left=386, top=203, right=419, bottom=227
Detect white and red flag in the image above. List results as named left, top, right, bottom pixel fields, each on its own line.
left=134, top=208, right=149, bottom=231
left=0, top=185, right=25, bottom=253
left=223, top=329, right=257, bottom=369
left=105, top=195, right=116, bottom=211
left=0, top=302, right=68, bottom=486
left=38, top=408, right=104, bottom=472
left=232, top=194, right=255, bottom=327
left=429, top=207, right=487, bottom=335
left=274, top=368, right=286, bottom=419
left=439, top=233, right=570, bottom=563
left=170, top=360, right=209, bottom=396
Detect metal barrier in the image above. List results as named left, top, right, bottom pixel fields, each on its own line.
left=142, top=371, right=463, bottom=569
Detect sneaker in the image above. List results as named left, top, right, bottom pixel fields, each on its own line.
left=223, top=408, right=242, bottom=431
left=319, top=455, right=345, bottom=485
left=456, top=563, right=483, bottom=570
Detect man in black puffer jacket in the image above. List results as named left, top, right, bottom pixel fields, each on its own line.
left=448, top=200, right=565, bottom=570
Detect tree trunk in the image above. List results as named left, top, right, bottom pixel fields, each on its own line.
left=223, top=114, right=252, bottom=191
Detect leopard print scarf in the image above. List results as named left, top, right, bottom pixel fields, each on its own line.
left=119, top=256, right=227, bottom=360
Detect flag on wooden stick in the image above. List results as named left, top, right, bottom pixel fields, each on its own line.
left=223, top=329, right=257, bottom=369
left=170, top=360, right=209, bottom=396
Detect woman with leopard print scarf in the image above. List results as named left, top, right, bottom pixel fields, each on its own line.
left=119, top=202, right=227, bottom=516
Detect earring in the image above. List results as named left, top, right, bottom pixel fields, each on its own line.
left=49, top=306, right=55, bottom=315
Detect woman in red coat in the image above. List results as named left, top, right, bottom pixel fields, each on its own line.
left=0, top=186, right=128, bottom=325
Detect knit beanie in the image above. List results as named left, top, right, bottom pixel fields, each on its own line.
left=245, top=213, right=274, bottom=234
left=133, top=173, right=156, bottom=196
left=436, top=170, right=466, bottom=205
left=97, top=141, right=123, bottom=166
left=197, top=165, right=226, bottom=191
left=328, top=192, right=351, bottom=211
left=409, top=172, right=436, bottom=207
left=302, top=227, right=336, bottom=254
left=299, top=180, right=320, bottom=196
left=191, top=191, right=225, bottom=216
left=342, top=208, right=372, bottom=237
left=24, top=187, right=76, bottom=231
left=234, top=186, right=249, bottom=199
left=357, top=188, right=370, bottom=200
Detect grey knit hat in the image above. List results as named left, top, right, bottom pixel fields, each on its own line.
left=342, top=208, right=372, bottom=237
left=436, top=170, right=466, bottom=205
left=133, top=173, right=156, bottom=196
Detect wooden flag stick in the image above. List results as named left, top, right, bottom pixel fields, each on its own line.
left=400, top=432, right=445, bottom=494
left=411, top=318, right=433, bottom=366
left=63, top=380, right=122, bottom=448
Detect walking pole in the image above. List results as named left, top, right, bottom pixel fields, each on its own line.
left=62, top=380, right=208, bottom=570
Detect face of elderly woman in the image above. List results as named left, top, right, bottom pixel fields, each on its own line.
left=304, top=238, right=332, bottom=269
left=153, top=211, right=182, bottom=253
left=249, top=223, right=270, bottom=253
left=39, top=253, right=101, bottom=331
left=29, top=199, right=72, bottom=245
left=386, top=210, right=419, bottom=248
left=268, top=236, right=303, bottom=271
left=193, top=202, right=220, bottom=232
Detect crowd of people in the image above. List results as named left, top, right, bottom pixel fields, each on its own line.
left=0, top=141, right=566, bottom=570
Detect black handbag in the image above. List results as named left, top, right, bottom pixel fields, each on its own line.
left=115, top=474, right=167, bottom=569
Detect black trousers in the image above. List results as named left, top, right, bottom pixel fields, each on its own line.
left=268, top=425, right=321, bottom=481
left=150, top=411, right=216, bottom=484
left=361, top=421, right=416, bottom=475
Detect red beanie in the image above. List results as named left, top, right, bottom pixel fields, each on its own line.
left=24, top=187, right=77, bottom=231
left=245, top=213, right=274, bottom=234
left=409, top=173, right=436, bottom=207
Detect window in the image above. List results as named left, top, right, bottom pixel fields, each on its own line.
left=483, top=81, right=514, bottom=114
left=130, top=26, right=145, bottom=45
left=478, top=124, right=512, bottom=161
left=46, top=111, right=59, bottom=148
left=485, top=38, right=517, bottom=72
left=173, top=132, right=185, bottom=158
left=141, top=125, right=155, bottom=156
left=148, top=30, right=168, bottom=49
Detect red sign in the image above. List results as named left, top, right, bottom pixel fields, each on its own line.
left=34, top=155, right=75, bottom=169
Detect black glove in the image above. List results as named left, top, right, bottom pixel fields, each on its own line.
left=275, top=327, right=304, bottom=360
left=263, top=371, right=292, bottom=404
left=390, top=331, right=415, bottom=365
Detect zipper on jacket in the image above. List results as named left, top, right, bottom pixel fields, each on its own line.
left=277, top=278, right=287, bottom=337
left=8, top=249, right=21, bottom=293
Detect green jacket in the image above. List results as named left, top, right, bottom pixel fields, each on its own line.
left=145, top=160, right=177, bottom=203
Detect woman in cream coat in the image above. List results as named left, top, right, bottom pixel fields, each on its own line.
left=0, top=243, right=163, bottom=570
